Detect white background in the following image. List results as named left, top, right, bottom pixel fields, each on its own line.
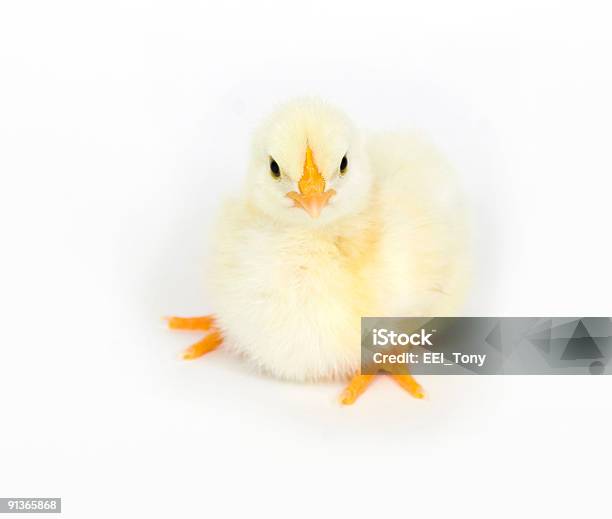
left=1, top=1, right=611, bottom=517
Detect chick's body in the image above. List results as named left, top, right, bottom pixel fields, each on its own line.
left=208, top=100, right=468, bottom=382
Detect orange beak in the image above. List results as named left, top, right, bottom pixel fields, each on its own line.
left=287, top=147, right=336, bottom=218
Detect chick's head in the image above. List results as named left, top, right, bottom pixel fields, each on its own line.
left=247, top=98, right=372, bottom=225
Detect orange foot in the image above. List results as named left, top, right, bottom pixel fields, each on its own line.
left=340, top=373, right=425, bottom=405
left=165, top=315, right=223, bottom=360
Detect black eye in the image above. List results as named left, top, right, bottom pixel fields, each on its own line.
left=270, top=159, right=280, bottom=178
left=340, top=155, right=348, bottom=175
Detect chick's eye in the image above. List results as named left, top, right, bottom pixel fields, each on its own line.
left=340, top=155, right=348, bottom=175
left=270, top=159, right=281, bottom=179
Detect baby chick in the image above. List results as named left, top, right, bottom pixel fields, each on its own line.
left=168, top=98, right=468, bottom=404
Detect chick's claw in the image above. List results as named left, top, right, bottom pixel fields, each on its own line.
left=340, top=372, right=425, bottom=405
left=181, top=330, right=223, bottom=360
left=165, top=315, right=216, bottom=331
left=391, top=374, right=425, bottom=399
left=340, top=374, right=375, bottom=405
left=165, top=315, right=222, bottom=360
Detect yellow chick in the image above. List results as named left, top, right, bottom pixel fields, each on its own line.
left=168, top=98, right=469, bottom=404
